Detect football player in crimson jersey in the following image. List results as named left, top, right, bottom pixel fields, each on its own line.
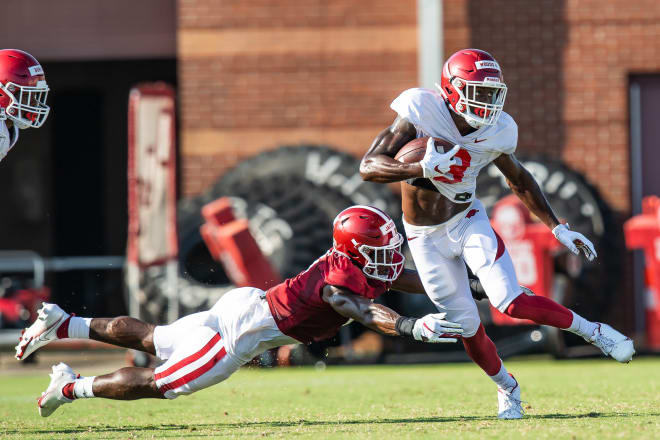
left=0, top=49, right=50, bottom=162
left=360, top=48, right=635, bottom=419
left=15, top=205, right=463, bottom=417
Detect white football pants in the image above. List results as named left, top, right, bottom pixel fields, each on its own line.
left=403, top=199, right=521, bottom=337
left=152, top=287, right=298, bottom=399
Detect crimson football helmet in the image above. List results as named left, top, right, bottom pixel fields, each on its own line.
left=436, top=48, right=507, bottom=129
left=332, top=205, right=405, bottom=282
left=0, top=49, right=50, bottom=129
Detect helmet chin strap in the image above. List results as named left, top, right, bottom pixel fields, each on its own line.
left=11, top=118, right=30, bottom=130
left=464, top=117, right=483, bottom=129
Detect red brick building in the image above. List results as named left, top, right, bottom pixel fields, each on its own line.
left=178, top=0, right=660, bottom=215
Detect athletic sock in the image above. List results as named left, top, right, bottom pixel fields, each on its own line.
left=72, top=376, right=96, bottom=399
left=504, top=293, right=573, bottom=328
left=566, top=311, right=598, bottom=340
left=68, top=317, right=92, bottom=339
left=489, top=364, right=518, bottom=392
left=55, top=316, right=92, bottom=339
left=462, top=324, right=502, bottom=376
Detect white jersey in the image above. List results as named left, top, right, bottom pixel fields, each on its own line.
left=0, top=120, right=19, bottom=163
left=391, top=88, right=518, bottom=203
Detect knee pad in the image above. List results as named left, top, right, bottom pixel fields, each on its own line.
left=459, top=314, right=482, bottom=338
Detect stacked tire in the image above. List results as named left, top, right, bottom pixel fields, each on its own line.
left=175, top=146, right=401, bottom=316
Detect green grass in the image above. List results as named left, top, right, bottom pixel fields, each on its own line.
left=1, top=357, right=659, bottom=439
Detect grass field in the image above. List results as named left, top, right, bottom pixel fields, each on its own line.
left=1, top=356, right=659, bottom=439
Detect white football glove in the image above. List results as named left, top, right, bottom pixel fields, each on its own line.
left=552, top=223, right=597, bottom=261
left=412, top=313, right=463, bottom=343
left=419, top=137, right=461, bottom=178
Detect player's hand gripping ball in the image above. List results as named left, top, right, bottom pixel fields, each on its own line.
left=394, top=136, right=461, bottom=179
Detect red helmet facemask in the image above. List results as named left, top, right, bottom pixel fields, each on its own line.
left=332, top=205, right=405, bottom=282
left=437, top=49, right=507, bottom=129
left=0, top=49, right=50, bottom=129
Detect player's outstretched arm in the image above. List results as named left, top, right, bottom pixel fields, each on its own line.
left=321, top=285, right=462, bottom=343
left=359, top=116, right=421, bottom=183
left=493, top=153, right=597, bottom=261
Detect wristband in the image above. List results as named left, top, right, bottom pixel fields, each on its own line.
left=395, top=316, right=417, bottom=337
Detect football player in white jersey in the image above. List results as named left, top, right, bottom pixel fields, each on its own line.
left=360, top=48, right=635, bottom=419
left=0, top=49, right=50, bottom=163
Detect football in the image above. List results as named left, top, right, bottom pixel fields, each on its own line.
left=394, top=136, right=456, bottom=163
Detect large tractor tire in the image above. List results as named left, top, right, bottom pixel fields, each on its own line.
left=175, top=145, right=401, bottom=316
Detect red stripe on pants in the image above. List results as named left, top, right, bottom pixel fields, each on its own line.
left=154, top=332, right=221, bottom=381
left=159, top=347, right=228, bottom=392
left=493, top=230, right=505, bottom=261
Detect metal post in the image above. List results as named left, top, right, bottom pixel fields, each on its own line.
left=417, top=0, right=444, bottom=89
left=629, top=80, right=645, bottom=335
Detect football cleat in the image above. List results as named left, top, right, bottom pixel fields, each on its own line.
left=589, top=323, right=635, bottom=363
left=15, top=303, right=69, bottom=360
left=37, top=363, right=76, bottom=417
left=497, top=377, right=524, bottom=420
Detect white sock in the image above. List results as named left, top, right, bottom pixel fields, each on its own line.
left=73, top=376, right=96, bottom=398
left=566, top=311, right=598, bottom=340
left=68, top=317, right=92, bottom=339
left=489, top=362, right=517, bottom=392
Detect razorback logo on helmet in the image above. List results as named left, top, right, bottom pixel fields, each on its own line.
left=475, top=60, right=501, bottom=71
left=380, top=219, right=396, bottom=235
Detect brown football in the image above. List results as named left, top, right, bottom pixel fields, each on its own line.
left=394, top=136, right=456, bottom=163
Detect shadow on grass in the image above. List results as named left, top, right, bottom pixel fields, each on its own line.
left=6, top=411, right=659, bottom=436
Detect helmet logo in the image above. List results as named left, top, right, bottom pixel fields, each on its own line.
left=452, top=78, right=465, bottom=89
left=379, top=219, right=395, bottom=235
left=28, top=65, right=44, bottom=76
left=474, top=60, right=501, bottom=71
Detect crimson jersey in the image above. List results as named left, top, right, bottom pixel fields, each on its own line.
left=266, top=250, right=391, bottom=344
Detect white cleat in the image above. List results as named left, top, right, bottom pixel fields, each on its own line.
left=497, top=377, right=524, bottom=420
left=38, top=363, right=76, bottom=417
left=15, top=303, right=70, bottom=360
left=589, top=323, right=635, bottom=363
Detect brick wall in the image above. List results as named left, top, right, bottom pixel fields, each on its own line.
left=178, top=0, right=660, bottom=213
left=457, top=0, right=660, bottom=212
left=178, top=0, right=418, bottom=196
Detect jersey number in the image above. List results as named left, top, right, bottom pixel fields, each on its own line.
left=432, top=148, right=472, bottom=184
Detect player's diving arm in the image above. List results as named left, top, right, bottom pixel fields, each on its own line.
left=359, top=116, right=421, bottom=183
left=321, top=285, right=462, bottom=342
left=392, top=268, right=488, bottom=301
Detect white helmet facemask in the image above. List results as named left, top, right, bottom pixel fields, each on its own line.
left=436, top=78, right=507, bottom=129
left=357, top=232, right=405, bottom=282
left=0, top=79, right=50, bottom=128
